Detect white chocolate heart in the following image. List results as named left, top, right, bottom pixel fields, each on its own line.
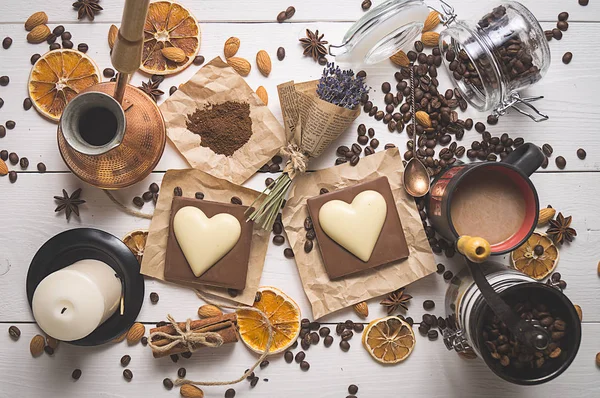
left=173, top=206, right=242, bottom=277
left=318, top=190, right=387, bottom=262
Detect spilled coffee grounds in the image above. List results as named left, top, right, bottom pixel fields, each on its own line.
left=186, top=101, right=253, bottom=156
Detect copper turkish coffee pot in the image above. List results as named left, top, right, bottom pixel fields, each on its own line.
left=58, top=0, right=166, bottom=189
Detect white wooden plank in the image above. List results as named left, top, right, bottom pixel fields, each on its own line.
left=0, top=322, right=598, bottom=397
left=1, top=21, right=599, bottom=173
left=0, top=0, right=597, bottom=23
left=0, top=171, right=597, bottom=324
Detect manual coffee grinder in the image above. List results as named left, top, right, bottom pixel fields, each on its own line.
left=445, top=236, right=581, bottom=385
left=58, top=0, right=166, bottom=189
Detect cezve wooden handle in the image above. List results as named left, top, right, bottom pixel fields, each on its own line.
left=111, top=0, right=151, bottom=74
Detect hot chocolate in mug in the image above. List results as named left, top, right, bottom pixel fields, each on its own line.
left=427, top=143, right=544, bottom=255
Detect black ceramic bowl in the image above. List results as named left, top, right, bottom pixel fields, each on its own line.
left=26, top=228, right=145, bottom=346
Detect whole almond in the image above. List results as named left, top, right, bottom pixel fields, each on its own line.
left=27, top=24, right=51, bottom=44
left=126, top=322, right=145, bottom=344
left=537, top=207, right=556, bottom=226
left=180, top=384, right=204, bottom=398
left=421, top=31, right=440, bottom=47
left=0, top=159, right=8, bottom=176
left=422, top=11, right=441, bottom=32
left=416, top=111, right=432, bottom=128
left=390, top=50, right=410, bottom=68
left=197, top=304, right=223, bottom=318
left=108, top=24, right=118, bottom=49
left=224, top=37, right=240, bottom=59
left=353, top=302, right=369, bottom=318
left=25, top=11, right=48, bottom=32
left=30, top=334, right=45, bottom=357
left=256, top=50, right=272, bottom=77
left=161, top=47, right=186, bottom=63
left=256, top=86, right=268, bottom=105
left=227, top=57, right=251, bottom=76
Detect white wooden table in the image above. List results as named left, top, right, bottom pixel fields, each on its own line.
left=1, top=1, right=599, bottom=397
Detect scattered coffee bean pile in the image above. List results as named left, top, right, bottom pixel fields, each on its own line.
left=483, top=301, right=568, bottom=370
left=132, top=182, right=160, bottom=208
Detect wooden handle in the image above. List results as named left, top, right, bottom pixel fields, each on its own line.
left=111, top=0, right=151, bottom=74
left=456, top=236, right=491, bottom=263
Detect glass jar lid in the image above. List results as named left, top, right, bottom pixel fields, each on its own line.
left=329, top=0, right=430, bottom=65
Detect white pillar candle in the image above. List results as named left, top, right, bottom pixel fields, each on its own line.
left=32, top=259, right=123, bottom=342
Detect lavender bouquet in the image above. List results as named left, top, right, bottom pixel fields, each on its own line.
left=247, top=63, right=369, bottom=230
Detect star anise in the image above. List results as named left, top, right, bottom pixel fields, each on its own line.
left=54, top=188, right=86, bottom=220
left=546, top=212, right=577, bottom=244
left=380, top=288, right=413, bottom=315
left=72, top=0, right=103, bottom=21
left=138, top=79, right=164, bottom=102
left=299, top=29, right=328, bottom=61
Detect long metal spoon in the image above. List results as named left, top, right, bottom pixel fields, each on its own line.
left=403, top=65, right=431, bottom=198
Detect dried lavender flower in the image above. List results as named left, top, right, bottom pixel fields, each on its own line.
left=316, top=63, right=369, bottom=110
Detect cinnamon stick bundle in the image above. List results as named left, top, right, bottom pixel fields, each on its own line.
left=150, top=313, right=239, bottom=358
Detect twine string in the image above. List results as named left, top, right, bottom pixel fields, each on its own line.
left=103, top=190, right=153, bottom=219
left=281, top=143, right=309, bottom=179
left=147, top=315, right=224, bottom=354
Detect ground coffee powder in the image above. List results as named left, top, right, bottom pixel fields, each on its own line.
left=186, top=101, right=253, bottom=156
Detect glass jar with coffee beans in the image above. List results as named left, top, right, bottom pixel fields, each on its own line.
left=439, top=2, right=550, bottom=120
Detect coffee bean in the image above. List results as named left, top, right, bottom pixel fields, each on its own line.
left=579, top=0, right=589, bottom=5
left=72, top=368, right=83, bottom=381
left=304, top=217, right=313, bottom=230
left=340, top=340, right=350, bottom=351
left=475, top=122, right=486, bottom=133
left=5, top=120, right=15, bottom=130
left=295, top=351, right=305, bottom=363
left=423, top=300, right=435, bottom=310
left=191, top=55, right=205, bottom=66
left=225, top=388, right=236, bottom=398
left=18, top=157, right=28, bottom=169
left=23, top=97, right=33, bottom=111
left=2, top=37, right=12, bottom=49
left=357, top=135, right=369, bottom=145
left=121, top=355, right=131, bottom=366
left=163, top=378, right=174, bottom=390
left=272, top=235, right=285, bottom=246
left=319, top=327, right=330, bottom=337
left=284, top=350, right=294, bottom=363
left=62, top=40, right=73, bottom=49
left=132, top=196, right=144, bottom=208
left=123, top=369, right=133, bottom=381
left=552, top=28, right=563, bottom=40
left=349, top=155, right=360, bottom=166
left=0, top=76, right=9, bottom=86
left=375, top=111, right=384, bottom=121
left=576, top=148, right=586, bottom=159
left=168, top=85, right=178, bottom=96
left=150, top=291, right=159, bottom=304
left=487, top=115, right=498, bottom=125
left=0, top=98, right=3, bottom=110
left=304, top=239, right=313, bottom=253
left=341, top=330, right=353, bottom=341
left=541, top=156, right=549, bottom=169
left=323, top=335, right=334, bottom=347
left=562, top=52, right=573, bottom=64
left=427, top=329, right=439, bottom=340
left=274, top=47, right=286, bottom=62
left=8, top=152, right=18, bottom=165
left=177, top=367, right=187, bottom=378
left=555, top=156, right=566, bottom=169
left=299, top=360, right=310, bottom=371
left=557, top=21, right=569, bottom=31
left=443, top=270, right=453, bottom=280
left=0, top=150, right=8, bottom=161
left=348, top=384, right=359, bottom=394
left=0, top=126, right=5, bottom=138
left=361, top=0, right=372, bottom=10
left=381, top=82, right=391, bottom=94
left=8, top=171, right=16, bottom=183
left=49, top=43, right=61, bottom=51
left=147, top=183, right=159, bottom=194
left=542, top=144, right=553, bottom=157
left=77, top=42, right=89, bottom=53
left=231, top=196, right=242, bottom=205
left=8, top=326, right=20, bottom=340
left=103, top=68, right=115, bottom=78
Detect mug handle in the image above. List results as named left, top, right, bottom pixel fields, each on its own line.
left=502, top=143, right=545, bottom=177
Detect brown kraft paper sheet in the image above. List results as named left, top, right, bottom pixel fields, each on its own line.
left=140, top=169, right=270, bottom=305
left=160, top=57, right=286, bottom=185
left=282, top=148, right=437, bottom=319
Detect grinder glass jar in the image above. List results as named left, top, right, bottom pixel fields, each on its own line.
left=439, top=2, right=550, bottom=116
left=444, top=262, right=581, bottom=385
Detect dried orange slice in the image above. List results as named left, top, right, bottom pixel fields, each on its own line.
left=28, top=49, right=101, bottom=122
left=122, top=230, right=148, bottom=263
left=236, top=287, right=301, bottom=355
left=362, top=316, right=415, bottom=364
left=141, top=1, right=200, bottom=75
left=510, top=232, right=559, bottom=280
